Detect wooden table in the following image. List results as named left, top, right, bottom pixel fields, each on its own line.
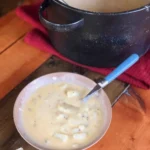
left=0, top=10, right=150, bottom=150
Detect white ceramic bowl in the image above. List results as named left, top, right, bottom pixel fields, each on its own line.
left=13, top=72, right=112, bottom=150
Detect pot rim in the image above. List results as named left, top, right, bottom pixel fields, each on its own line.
left=54, top=0, right=150, bottom=15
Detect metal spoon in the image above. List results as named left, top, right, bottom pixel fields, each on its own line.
left=82, top=54, right=139, bottom=102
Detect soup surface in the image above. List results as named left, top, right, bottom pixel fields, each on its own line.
left=61, top=0, right=150, bottom=12
left=22, top=82, right=103, bottom=150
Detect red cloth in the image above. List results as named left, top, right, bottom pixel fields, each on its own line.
left=16, top=2, right=150, bottom=89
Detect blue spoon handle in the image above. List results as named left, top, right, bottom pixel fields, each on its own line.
left=99, top=54, right=139, bottom=88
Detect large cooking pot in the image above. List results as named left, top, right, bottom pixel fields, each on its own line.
left=39, top=0, right=150, bottom=67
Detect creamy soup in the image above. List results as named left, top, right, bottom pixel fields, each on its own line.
left=22, top=82, right=103, bottom=150
left=61, top=0, right=150, bottom=12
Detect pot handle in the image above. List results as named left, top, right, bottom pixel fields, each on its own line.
left=39, top=0, right=84, bottom=32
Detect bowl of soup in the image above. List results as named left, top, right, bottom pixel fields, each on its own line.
left=13, top=72, right=112, bottom=150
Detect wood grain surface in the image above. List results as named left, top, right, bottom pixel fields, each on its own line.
left=0, top=11, right=31, bottom=53
left=0, top=11, right=50, bottom=100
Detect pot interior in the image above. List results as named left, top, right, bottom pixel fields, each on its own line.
left=59, top=0, right=150, bottom=13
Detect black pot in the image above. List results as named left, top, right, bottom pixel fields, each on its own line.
left=39, top=0, right=150, bottom=67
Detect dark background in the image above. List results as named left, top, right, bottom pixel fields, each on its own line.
left=0, top=0, right=37, bottom=17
